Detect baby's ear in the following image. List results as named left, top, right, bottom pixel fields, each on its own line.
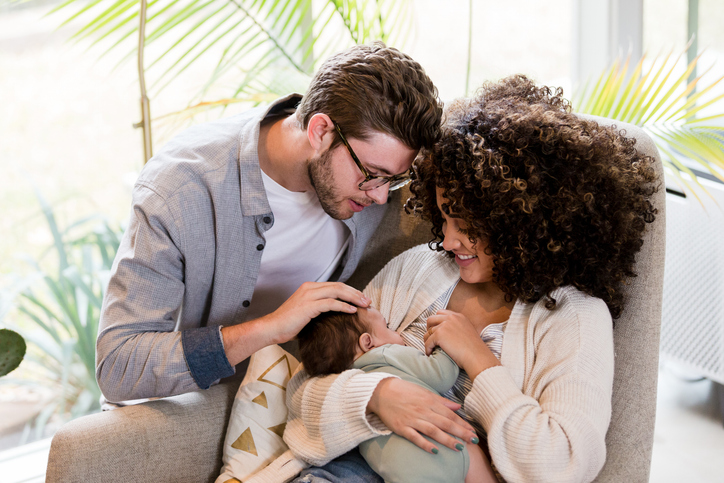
left=359, top=333, right=374, bottom=353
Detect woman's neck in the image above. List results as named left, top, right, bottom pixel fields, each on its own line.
left=447, top=280, right=515, bottom=333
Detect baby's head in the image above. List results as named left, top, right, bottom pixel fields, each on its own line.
left=297, top=306, right=405, bottom=377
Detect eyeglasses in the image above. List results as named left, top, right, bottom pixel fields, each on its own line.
left=333, top=121, right=412, bottom=191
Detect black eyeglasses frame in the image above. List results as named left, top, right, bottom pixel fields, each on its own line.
left=332, top=121, right=412, bottom=192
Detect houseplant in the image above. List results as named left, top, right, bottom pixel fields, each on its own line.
left=2, top=189, right=122, bottom=429
left=52, top=0, right=415, bottom=113
left=0, top=328, right=25, bottom=378
left=573, top=51, right=724, bottom=197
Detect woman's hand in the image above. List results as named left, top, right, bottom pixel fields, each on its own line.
left=424, top=309, right=500, bottom=379
left=367, top=378, right=478, bottom=454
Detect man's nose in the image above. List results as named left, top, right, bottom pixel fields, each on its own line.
left=366, top=183, right=390, bottom=205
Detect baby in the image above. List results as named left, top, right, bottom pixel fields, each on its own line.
left=296, top=306, right=493, bottom=483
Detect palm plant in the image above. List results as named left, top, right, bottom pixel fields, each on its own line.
left=572, top=51, right=724, bottom=198
left=52, top=0, right=415, bottom=111
left=1, top=190, right=122, bottom=429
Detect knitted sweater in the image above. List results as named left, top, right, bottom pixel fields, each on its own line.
left=255, top=245, right=615, bottom=483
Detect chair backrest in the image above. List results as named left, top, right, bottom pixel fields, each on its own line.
left=589, top=117, right=666, bottom=483
left=349, top=115, right=666, bottom=483
left=46, top=381, right=237, bottom=482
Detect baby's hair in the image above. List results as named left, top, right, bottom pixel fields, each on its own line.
left=297, top=310, right=370, bottom=377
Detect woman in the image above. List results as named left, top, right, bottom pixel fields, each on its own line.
left=285, top=75, right=658, bottom=483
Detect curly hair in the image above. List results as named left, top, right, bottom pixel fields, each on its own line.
left=406, top=75, right=658, bottom=319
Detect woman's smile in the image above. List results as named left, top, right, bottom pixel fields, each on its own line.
left=454, top=253, right=478, bottom=267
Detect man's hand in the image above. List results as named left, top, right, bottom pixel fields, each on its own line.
left=265, top=281, right=370, bottom=344
left=222, top=282, right=370, bottom=366
left=367, top=378, right=478, bottom=454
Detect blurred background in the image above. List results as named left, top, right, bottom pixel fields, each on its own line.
left=1, top=0, right=723, bottom=481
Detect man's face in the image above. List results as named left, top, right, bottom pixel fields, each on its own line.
left=308, top=130, right=417, bottom=220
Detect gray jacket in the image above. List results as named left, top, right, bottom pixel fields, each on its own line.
left=96, top=94, right=388, bottom=402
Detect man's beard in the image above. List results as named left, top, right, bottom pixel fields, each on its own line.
left=307, top=148, right=350, bottom=220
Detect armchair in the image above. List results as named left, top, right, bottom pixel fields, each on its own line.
left=46, top=116, right=665, bottom=483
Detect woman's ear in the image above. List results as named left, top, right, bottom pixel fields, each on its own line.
left=358, top=333, right=374, bottom=353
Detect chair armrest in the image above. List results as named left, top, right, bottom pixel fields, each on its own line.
left=46, top=381, right=239, bottom=483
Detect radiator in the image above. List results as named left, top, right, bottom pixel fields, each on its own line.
left=661, top=173, right=724, bottom=384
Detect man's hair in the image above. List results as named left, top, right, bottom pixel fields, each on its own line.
left=297, top=311, right=369, bottom=377
left=296, top=42, right=443, bottom=151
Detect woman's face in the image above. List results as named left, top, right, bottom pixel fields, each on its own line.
left=436, top=188, right=495, bottom=285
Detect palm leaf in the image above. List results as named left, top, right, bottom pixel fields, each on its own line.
left=610, top=54, right=644, bottom=120
left=7, top=194, right=122, bottom=424
left=51, top=0, right=415, bottom=113
left=574, top=52, right=724, bottom=197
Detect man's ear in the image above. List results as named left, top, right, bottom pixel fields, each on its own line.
left=306, top=113, right=335, bottom=153
left=358, top=333, right=374, bottom=353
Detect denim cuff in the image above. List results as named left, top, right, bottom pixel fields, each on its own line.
left=181, top=326, right=235, bottom=389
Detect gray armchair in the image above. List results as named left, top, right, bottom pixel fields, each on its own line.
left=46, top=116, right=665, bottom=483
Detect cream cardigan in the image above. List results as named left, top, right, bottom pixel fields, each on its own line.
left=255, top=245, right=614, bottom=483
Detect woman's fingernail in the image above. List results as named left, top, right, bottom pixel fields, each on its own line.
left=431, top=448, right=439, bottom=454
left=455, top=443, right=464, bottom=451
left=471, top=437, right=479, bottom=444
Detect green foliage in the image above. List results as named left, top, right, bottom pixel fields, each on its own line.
left=51, top=0, right=415, bottom=113
left=4, top=189, right=122, bottom=422
left=0, top=328, right=26, bottom=377
left=572, top=52, right=724, bottom=197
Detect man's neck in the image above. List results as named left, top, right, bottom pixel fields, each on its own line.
left=258, top=114, right=314, bottom=192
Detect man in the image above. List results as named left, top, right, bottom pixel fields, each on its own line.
left=95, top=43, right=442, bottom=403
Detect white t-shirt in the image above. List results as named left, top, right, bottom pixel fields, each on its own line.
left=243, top=170, right=350, bottom=321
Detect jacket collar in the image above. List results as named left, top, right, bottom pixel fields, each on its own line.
left=238, top=93, right=303, bottom=216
